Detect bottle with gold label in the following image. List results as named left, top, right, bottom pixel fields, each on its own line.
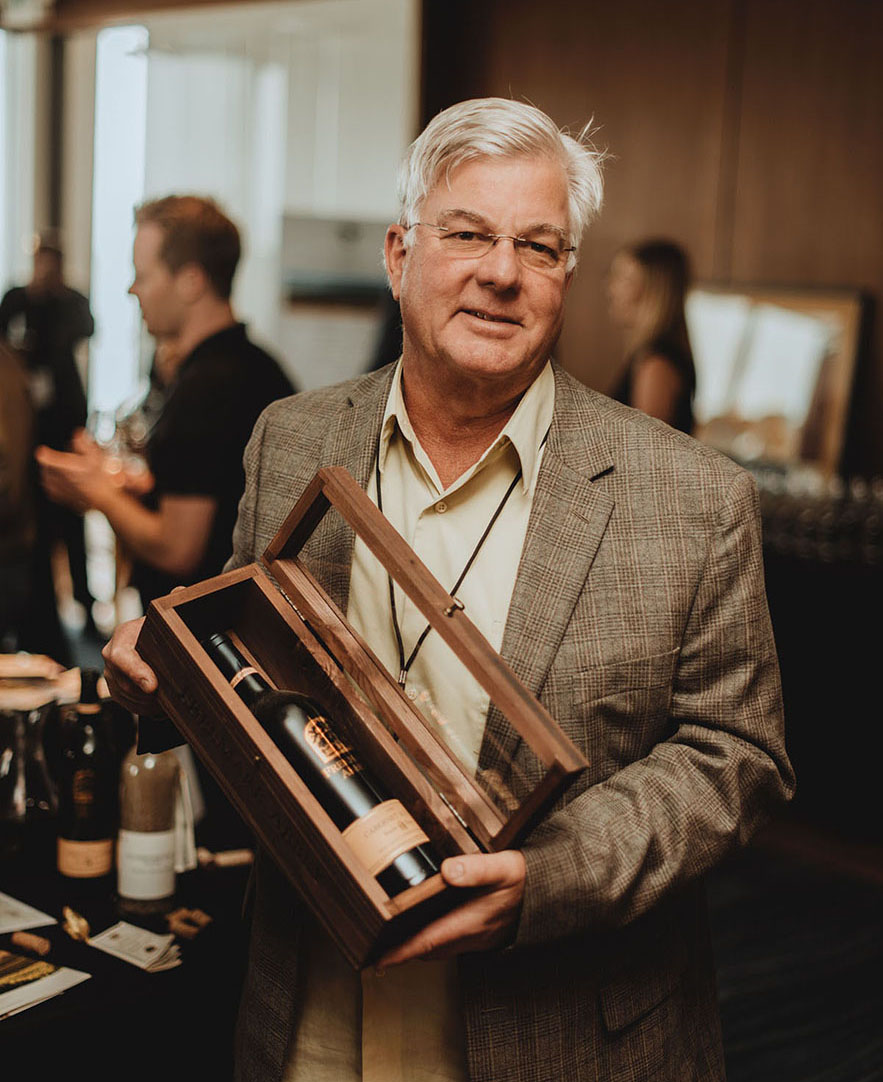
left=55, top=669, right=117, bottom=885
left=201, top=632, right=439, bottom=897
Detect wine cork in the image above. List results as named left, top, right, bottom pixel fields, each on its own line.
left=166, top=907, right=213, bottom=939
left=62, top=906, right=90, bottom=941
left=197, top=846, right=254, bottom=868
left=10, top=931, right=51, bottom=956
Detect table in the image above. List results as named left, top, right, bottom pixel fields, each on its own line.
left=1, top=833, right=252, bottom=1082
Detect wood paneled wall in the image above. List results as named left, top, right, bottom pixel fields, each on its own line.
left=422, top=0, right=883, bottom=476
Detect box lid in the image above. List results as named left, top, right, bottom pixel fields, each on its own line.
left=261, top=466, right=588, bottom=851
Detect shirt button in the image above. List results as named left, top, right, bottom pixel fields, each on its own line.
left=435, top=501, right=447, bottom=513
left=406, top=686, right=418, bottom=701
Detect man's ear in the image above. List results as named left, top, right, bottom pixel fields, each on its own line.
left=175, top=263, right=207, bottom=304
left=384, top=225, right=407, bottom=301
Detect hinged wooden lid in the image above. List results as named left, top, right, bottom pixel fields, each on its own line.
left=261, top=466, right=588, bottom=851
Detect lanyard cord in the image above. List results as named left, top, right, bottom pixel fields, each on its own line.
left=374, top=428, right=547, bottom=688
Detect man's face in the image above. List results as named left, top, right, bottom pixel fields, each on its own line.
left=128, top=223, right=187, bottom=338
left=386, top=155, right=573, bottom=397
left=606, top=251, right=644, bottom=328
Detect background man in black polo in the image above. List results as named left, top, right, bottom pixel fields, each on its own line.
left=37, top=195, right=294, bottom=611
left=37, top=195, right=295, bottom=846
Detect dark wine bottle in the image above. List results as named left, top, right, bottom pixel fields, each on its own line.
left=56, top=669, right=117, bottom=882
left=201, top=632, right=439, bottom=897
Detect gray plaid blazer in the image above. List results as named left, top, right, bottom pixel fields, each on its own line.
left=230, top=362, right=794, bottom=1082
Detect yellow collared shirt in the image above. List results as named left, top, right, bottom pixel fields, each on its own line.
left=284, top=359, right=555, bottom=1082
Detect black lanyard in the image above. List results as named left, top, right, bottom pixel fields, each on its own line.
left=374, top=427, right=546, bottom=688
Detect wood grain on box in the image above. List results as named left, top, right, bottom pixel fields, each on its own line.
left=137, top=467, right=588, bottom=966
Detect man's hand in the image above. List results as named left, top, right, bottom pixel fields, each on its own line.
left=69, top=429, right=155, bottom=496
left=102, top=617, right=160, bottom=717
left=375, top=849, right=526, bottom=971
left=35, top=442, right=116, bottom=513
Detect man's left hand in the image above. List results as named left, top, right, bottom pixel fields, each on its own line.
left=376, top=849, right=525, bottom=970
left=36, top=443, right=115, bottom=512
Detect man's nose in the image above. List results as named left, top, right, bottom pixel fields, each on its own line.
left=476, top=237, right=522, bottom=288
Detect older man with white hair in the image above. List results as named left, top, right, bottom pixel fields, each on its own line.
left=104, top=97, right=793, bottom=1082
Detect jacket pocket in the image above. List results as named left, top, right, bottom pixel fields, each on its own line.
left=597, top=890, right=691, bottom=1035
left=599, top=949, right=687, bottom=1032
left=573, top=646, right=680, bottom=707
left=559, top=647, right=680, bottom=771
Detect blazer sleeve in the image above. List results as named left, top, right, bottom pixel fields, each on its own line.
left=515, top=469, right=795, bottom=946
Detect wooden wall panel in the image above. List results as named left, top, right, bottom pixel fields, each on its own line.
left=422, top=0, right=883, bottom=475
left=423, top=0, right=736, bottom=396
left=730, top=0, right=883, bottom=474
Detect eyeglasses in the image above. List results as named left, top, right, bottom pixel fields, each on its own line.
left=409, top=222, right=575, bottom=271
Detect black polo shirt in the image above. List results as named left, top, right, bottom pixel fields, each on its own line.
left=131, top=322, right=294, bottom=606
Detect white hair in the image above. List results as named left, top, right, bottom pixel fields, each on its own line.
left=396, top=97, right=605, bottom=270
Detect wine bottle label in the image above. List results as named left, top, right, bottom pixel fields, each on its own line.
left=303, top=716, right=360, bottom=779
left=341, top=800, right=430, bottom=878
left=72, top=768, right=96, bottom=808
left=117, top=829, right=176, bottom=900
left=57, top=837, right=114, bottom=877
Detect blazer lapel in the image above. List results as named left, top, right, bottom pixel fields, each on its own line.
left=479, top=366, right=615, bottom=780
left=302, top=366, right=394, bottom=613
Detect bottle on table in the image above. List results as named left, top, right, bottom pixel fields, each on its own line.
left=55, top=669, right=117, bottom=887
left=201, top=631, right=439, bottom=897
left=117, top=746, right=185, bottom=916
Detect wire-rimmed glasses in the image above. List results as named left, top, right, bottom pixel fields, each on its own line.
left=409, top=221, right=575, bottom=272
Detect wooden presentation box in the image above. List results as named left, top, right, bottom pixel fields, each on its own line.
left=136, top=467, right=588, bottom=967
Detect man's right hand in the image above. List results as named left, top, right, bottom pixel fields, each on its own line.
left=102, top=617, right=159, bottom=717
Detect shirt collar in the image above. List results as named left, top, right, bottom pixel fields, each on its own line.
left=179, top=321, right=247, bottom=372
left=378, top=358, right=555, bottom=495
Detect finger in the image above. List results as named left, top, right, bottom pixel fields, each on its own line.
left=102, top=618, right=156, bottom=693
left=70, top=428, right=95, bottom=452
left=34, top=445, right=67, bottom=468
left=102, top=672, right=160, bottom=719
left=375, top=913, right=461, bottom=969
left=441, top=849, right=525, bottom=890
left=102, top=653, right=156, bottom=696
left=376, top=893, right=497, bottom=969
left=378, top=882, right=522, bottom=969
left=375, top=852, right=527, bottom=970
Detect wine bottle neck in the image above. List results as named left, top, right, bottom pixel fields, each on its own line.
left=201, top=632, right=273, bottom=707
left=228, top=670, right=272, bottom=707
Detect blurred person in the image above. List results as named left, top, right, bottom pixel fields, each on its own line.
left=36, top=196, right=294, bottom=611
left=0, top=343, right=36, bottom=651
left=0, top=232, right=96, bottom=659
left=102, top=99, right=792, bottom=1082
left=606, top=238, right=696, bottom=434
left=0, top=231, right=95, bottom=398
left=38, top=196, right=295, bottom=848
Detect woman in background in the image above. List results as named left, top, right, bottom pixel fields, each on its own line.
left=607, top=238, right=696, bottom=435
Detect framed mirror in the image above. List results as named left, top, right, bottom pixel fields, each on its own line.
left=686, top=284, right=865, bottom=476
